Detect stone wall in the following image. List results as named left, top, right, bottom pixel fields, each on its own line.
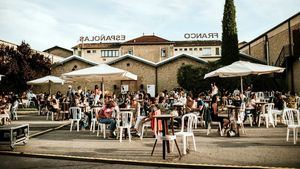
left=120, top=45, right=173, bottom=63
left=109, top=58, right=156, bottom=93
left=47, top=48, right=72, bottom=58
left=157, top=57, right=205, bottom=92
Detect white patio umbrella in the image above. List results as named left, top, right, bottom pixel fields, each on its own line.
left=27, top=75, right=65, bottom=95
left=61, top=64, right=137, bottom=104
left=204, top=61, right=285, bottom=94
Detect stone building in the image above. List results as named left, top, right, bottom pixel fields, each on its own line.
left=72, top=35, right=221, bottom=64
left=43, top=46, right=73, bottom=58
left=49, top=53, right=208, bottom=95
left=0, top=39, right=64, bottom=63
left=239, top=12, right=300, bottom=92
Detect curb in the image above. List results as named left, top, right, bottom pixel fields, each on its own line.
left=0, top=151, right=292, bottom=169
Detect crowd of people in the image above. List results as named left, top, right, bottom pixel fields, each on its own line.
left=1, top=83, right=299, bottom=138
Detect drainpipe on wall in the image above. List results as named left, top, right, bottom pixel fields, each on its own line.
left=155, top=67, right=158, bottom=96
left=288, top=20, right=295, bottom=93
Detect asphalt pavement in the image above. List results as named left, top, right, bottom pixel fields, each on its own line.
left=0, top=111, right=299, bottom=169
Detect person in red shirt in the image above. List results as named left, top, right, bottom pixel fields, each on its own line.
left=98, top=100, right=117, bottom=138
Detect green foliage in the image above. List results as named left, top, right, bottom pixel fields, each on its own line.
left=177, top=63, right=285, bottom=95
left=221, top=0, right=239, bottom=65
left=0, top=41, right=51, bottom=93
left=177, top=63, right=223, bottom=95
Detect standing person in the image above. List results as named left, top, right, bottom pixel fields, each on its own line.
left=211, top=82, right=219, bottom=96
left=94, top=85, right=101, bottom=106
left=66, top=85, right=73, bottom=102
left=77, top=86, right=83, bottom=97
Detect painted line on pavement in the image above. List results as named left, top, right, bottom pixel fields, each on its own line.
left=29, top=122, right=70, bottom=138
left=0, top=151, right=294, bottom=169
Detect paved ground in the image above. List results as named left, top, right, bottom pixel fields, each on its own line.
left=0, top=111, right=299, bottom=168
left=0, top=155, right=177, bottom=169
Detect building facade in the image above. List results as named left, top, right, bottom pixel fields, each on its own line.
left=43, top=46, right=73, bottom=58
left=72, top=35, right=221, bottom=64
left=239, top=12, right=300, bottom=92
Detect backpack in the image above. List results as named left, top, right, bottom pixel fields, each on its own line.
left=227, top=129, right=236, bottom=137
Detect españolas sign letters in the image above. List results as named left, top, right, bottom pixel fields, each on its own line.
left=78, top=33, right=219, bottom=42
left=79, top=35, right=126, bottom=42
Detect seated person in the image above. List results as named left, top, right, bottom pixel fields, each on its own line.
left=211, top=95, right=229, bottom=131
left=196, top=92, right=206, bottom=115
left=98, top=100, right=117, bottom=138
left=185, top=94, right=196, bottom=113
left=157, top=96, right=168, bottom=114
left=135, top=97, right=158, bottom=137
left=287, top=92, right=297, bottom=109
left=49, top=96, right=60, bottom=120
left=274, top=93, right=285, bottom=110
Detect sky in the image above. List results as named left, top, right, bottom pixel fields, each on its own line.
left=0, top=0, right=299, bottom=51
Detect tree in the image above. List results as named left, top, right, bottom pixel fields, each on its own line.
left=0, top=41, right=51, bottom=93
left=177, top=63, right=241, bottom=96
left=221, top=0, right=239, bottom=65
left=177, top=63, right=219, bottom=95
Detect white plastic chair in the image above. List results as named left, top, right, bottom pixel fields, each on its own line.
left=140, top=121, right=151, bottom=140
left=69, top=107, right=82, bottom=132
left=244, top=109, right=253, bottom=127
left=11, top=105, right=18, bottom=120
left=283, top=108, right=299, bottom=144
left=173, top=113, right=197, bottom=155
left=237, top=103, right=246, bottom=134
left=46, top=111, right=54, bottom=121
left=28, top=98, right=35, bottom=108
left=97, top=122, right=108, bottom=138
left=90, top=107, right=101, bottom=133
left=255, top=92, right=265, bottom=101
left=116, top=111, right=133, bottom=142
left=207, top=121, right=222, bottom=136
left=258, top=103, right=275, bottom=128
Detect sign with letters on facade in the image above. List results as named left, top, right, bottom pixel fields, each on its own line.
left=79, top=35, right=126, bottom=43
left=184, top=33, right=219, bottom=39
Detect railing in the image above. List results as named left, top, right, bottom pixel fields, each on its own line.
left=275, top=44, right=291, bottom=67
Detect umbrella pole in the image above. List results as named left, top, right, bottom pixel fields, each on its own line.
left=102, top=77, right=104, bottom=105
left=240, top=76, right=243, bottom=95
left=49, top=82, right=52, bottom=96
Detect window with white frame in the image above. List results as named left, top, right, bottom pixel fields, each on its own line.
left=161, top=48, right=166, bottom=57
left=202, top=47, right=212, bottom=56
left=101, top=50, right=119, bottom=57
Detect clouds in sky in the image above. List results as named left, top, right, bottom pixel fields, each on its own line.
left=0, top=0, right=299, bottom=51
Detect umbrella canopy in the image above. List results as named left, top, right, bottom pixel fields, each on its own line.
left=27, top=75, right=65, bottom=85
left=204, top=61, right=285, bottom=79
left=204, top=61, right=285, bottom=94
left=61, top=64, right=137, bottom=82
left=61, top=64, right=137, bottom=105
left=27, top=75, right=65, bottom=95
